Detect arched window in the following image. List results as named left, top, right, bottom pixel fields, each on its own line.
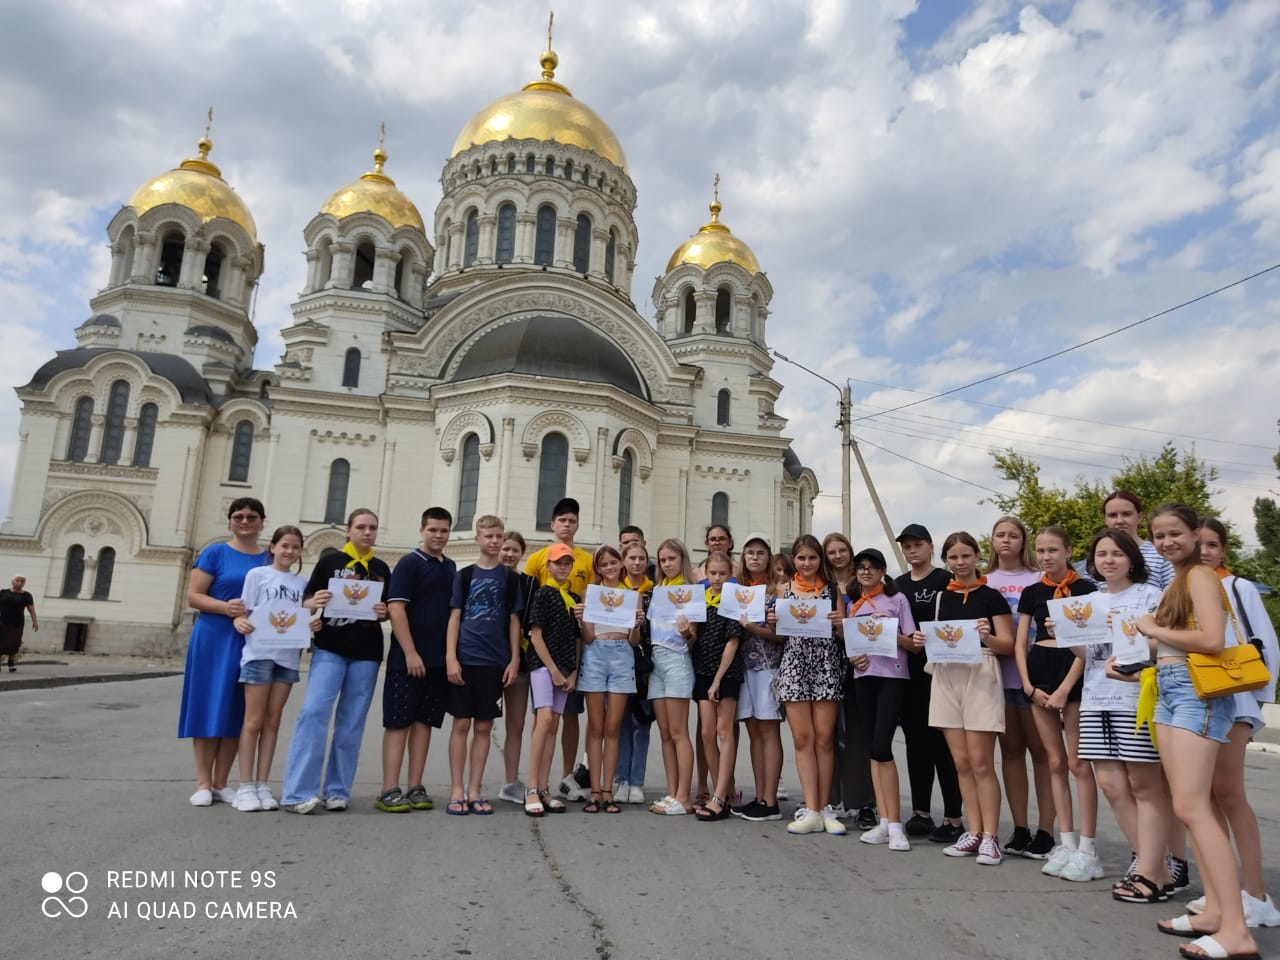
left=682, top=289, right=697, bottom=334
left=712, top=492, right=729, bottom=529
left=352, top=240, right=375, bottom=289
left=342, top=348, right=361, bottom=388
left=564, top=159, right=574, bottom=181
left=324, top=459, right=350, bottom=524
left=545, top=156, right=556, bottom=176
left=99, top=380, right=130, bottom=464
left=463, top=210, right=479, bottom=267
left=316, top=236, right=333, bottom=289
left=618, top=449, right=634, bottom=529
left=581, top=165, right=591, bottom=185
left=456, top=434, right=480, bottom=531
left=534, top=205, right=557, bottom=266
left=605, top=230, right=617, bottom=283
left=93, top=547, right=116, bottom=600
left=535, top=433, right=569, bottom=530
left=62, top=545, right=85, bottom=598
left=715, top=287, right=732, bottom=334
left=489, top=156, right=498, bottom=175
left=67, top=397, right=93, bottom=461
left=203, top=242, right=224, bottom=299
left=442, top=219, right=452, bottom=268
left=506, top=154, right=516, bottom=174
left=133, top=402, right=158, bottom=467
left=229, top=420, right=254, bottom=482
left=392, top=253, right=406, bottom=299
left=572, top=213, right=591, bottom=273
left=155, top=230, right=183, bottom=286
left=495, top=203, right=517, bottom=263
left=115, top=225, right=136, bottom=285
left=717, top=389, right=731, bottom=426
left=525, top=153, right=536, bottom=174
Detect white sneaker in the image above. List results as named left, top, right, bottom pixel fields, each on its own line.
left=787, top=807, right=824, bottom=834
left=628, top=785, right=646, bottom=804
left=1042, top=845, right=1072, bottom=877
left=821, top=805, right=847, bottom=835
left=498, top=781, right=526, bottom=805
left=190, top=788, right=213, bottom=807
left=212, top=787, right=237, bottom=805
left=256, top=783, right=279, bottom=811
left=828, top=802, right=849, bottom=820
left=235, top=783, right=262, bottom=812
left=282, top=797, right=319, bottom=815
left=888, top=828, right=911, bottom=852
left=558, top=775, right=589, bottom=802
left=776, top=780, right=790, bottom=801
left=860, top=823, right=890, bottom=845
left=323, top=796, right=349, bottom=812
left=1060, top=849, right=1104, bottom=882
left=1244, top=891, right=1280, bottom=928
left=1187, top=896, right=1207, bottom=915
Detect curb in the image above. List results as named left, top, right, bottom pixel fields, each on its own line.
left=0, top=671, right=183, bottom=693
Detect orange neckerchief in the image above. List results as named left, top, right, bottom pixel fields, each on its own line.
left=1214, top=565, right=1231, bottom=580
left=947, top=576, right=987, bottom=604
left=793, top=573, right=825, bottom=595
left=742, top=573, right=769, bottom=587
left=1041, top=569, right=1080, bottom=599
left=848, top=585, right=885, bottom=616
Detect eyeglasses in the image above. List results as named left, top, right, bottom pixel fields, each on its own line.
left=707, top=535, right=729, bottom=543
left=230, top=514, right=261, bottom=522
left=854, top=566, right=879, bottom=574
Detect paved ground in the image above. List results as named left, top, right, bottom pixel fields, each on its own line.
left=4, top=655, right=1279, bottom=959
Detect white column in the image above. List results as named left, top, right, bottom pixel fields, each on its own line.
left=677, top=467, right=689, bottom=542
left=497, top=417, right=515, bottom=521
left=515, top=214, right=535, bottom=264
left=372, top=248, right=397, bottom=294
left=592, top=426, right=607, bottom=539
left=476, top=215, right=496, bottom=265
left=131, top=234, right=156, bottom=283
left=554, top=218, right=574, bottom=269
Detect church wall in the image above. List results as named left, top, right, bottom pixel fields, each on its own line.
left=2, top=412, right=56, bottom=536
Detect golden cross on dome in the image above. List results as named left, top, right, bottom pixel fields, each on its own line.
left=547, top=10, right=554, bottom=50
left=204, top=106, right=213, bottom=139
left=713, top=172, right=720, bottom=204
left=379, top=120, right=385, bottom=150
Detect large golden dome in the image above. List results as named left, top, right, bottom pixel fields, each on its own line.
left=128, top=137, right=257, bottom=241
left=320, top=147, right=424, bottom=232
left=450, top=48, right=627, bottom=172
left=666, top=197, right=761, bottom=274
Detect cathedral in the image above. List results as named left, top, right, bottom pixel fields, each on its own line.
left=0, top=40, right=818, bottom=656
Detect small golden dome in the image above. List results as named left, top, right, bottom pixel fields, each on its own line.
left=666, top=194, right=761, bottom=275
left=450, top=44, right=627, bottom=171
left=320, top=146, right=425, bottom=232
left=128, top=136, right=257, bottom=241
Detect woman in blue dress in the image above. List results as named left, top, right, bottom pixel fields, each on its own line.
left=178, top=497, right=268, bottom=806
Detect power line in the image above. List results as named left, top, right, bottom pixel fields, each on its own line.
left=849, top=261, right=1280, bottom=425
left=855, top=437, right=1007, bottom=496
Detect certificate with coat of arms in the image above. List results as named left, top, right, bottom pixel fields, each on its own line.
left=248, top=602, right=312, bottom=647
left=921, top=619, right=982, bottom=664
left=1045, top=595, right=1111, bottom=646
left=584, top=585, right=639, bottom=629
left=842, top=616, right=900, bottom=659
left=775, top=597, right=832, bottom=639
left=326, top=577, right=381, bottom=622
left=716, top=584, right=766, bottom=622
left=1110, top=612, right=1151, bottom=665
left=649, top=585, right=707, bottom=624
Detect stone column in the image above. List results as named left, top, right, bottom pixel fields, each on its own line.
left=476, top=214, right=497, bottom=265
left=593, top=426, right=608, bottom=537
left=330, top=241, right=355, bottom=289
left=554, top=218, right=575, bottom=269
left=515, top=213, right=536, bottom=264
left=372, top=247, right=398, bottom=294
left=497, top=417, right=515, bottom=520
left=178, top=239, right=209, bottom=290
left=131, top=233, right=156, bottom=283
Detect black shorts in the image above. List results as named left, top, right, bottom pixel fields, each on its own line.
left=382, top=668, right=447, bottom=729
left=692, top=674, right=742, bottom=702
left=445, top=665, right=506, bottom=721
left=1027, top=644, right=1083, bottom=703
left=563, top=690, right=585, bottom=716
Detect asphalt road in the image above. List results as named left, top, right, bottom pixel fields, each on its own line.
left=4, top=670, right=1279, bottom=960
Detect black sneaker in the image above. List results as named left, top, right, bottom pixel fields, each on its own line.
left=855, top=804, right=879, bottom=830
left=1003, top=825, right=1032, bottom=856
left=743, top=802, right=782, bottom=822
left=1168, top=854, right=1190, bottom=889
left=929, top=821, right=964, bottom=844
left=731, top=799, right=762, bottom=819
left=571, top=762, right=592, bottom=790
left=1024, top=829, right=1055, bottom=859
left=905, top=814, right=936, bottom=837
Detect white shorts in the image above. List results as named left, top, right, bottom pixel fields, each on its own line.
left=736, top=668, right=783, bottom=721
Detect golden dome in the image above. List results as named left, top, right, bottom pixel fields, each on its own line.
left=128, top=137, right=257, bottom=241
left=320, top=146, right=424, bottom=232
left=666, top=195, right=760, bottom=274
left=450, top=46, right=627, bottom=171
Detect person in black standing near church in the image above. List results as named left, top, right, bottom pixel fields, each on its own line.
left=893, top=525, right=965, bottom=843
left=0, top=575, right=38, bottom=672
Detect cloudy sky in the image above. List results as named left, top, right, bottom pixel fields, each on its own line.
left=2, top=0, right=1278, bottom=560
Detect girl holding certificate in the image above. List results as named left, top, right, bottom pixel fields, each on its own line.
left=1140, top=504, right=1257, bottom=960
left=1015, top=526, right=1101, bottom=882
left=840, top=548, right=916, bottom=851
left=648, top=539, right=697, bottom=816
left=912, top=532, right=1013, bottom=865
left=733, top=534, right=785, bottom=821
left=769, top=535, right=845, bottom=836
left=691, top=552, right=744, bottom=821
left=231, top=525, right=325, bottom=811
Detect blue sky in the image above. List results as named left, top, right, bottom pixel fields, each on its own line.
left=0, top=0, right=1277, bottom=559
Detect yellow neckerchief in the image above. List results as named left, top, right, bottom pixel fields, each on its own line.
left=706, top=585, right=723, bottom=608
left=341, top=542, right=374, bottom=570
left=660, top=576, right=686, bottom=587
left=1135, top=667, right=1158, bottom=748
left=550, top=578, right=576, bottom=614
left=624, top=574, right=654, bottom=594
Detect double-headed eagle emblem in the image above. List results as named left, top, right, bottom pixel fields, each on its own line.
left=600, top=589, right=625, bottom=609
left=1062, top=600, right=1093, bottom=629
left=343, top=582, right=370, bottom=605
left=667, top=588, right=692, bottom=607
left=856, top=620, right=885, bottom=641
left=934, top=624, right=963, bottom=647
left=789, top=602, right=817, bottom=623
left=1119, top=616, right=1141, bottom=645
left=269, top=610, right=297, bottom=634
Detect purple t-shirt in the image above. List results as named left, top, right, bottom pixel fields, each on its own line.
left=985, top=568, right=1041, bottom=689
left=847, top=592, right=917, bottom=680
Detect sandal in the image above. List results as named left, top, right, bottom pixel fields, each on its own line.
left=524, top=788, right=545, bottom=818
left=540, top=790, right=567, bottom=813
left=446, top=798, right=469, bottom=816
left=1113, top=874, right=1170, bottom=904
left=1160, top=915, right=1216, bottom=939
left=603, top=791, right=621, bottom=814
left=650, top=795, right=677, bottom=815
left=584, top=791, right=602, bottom=814
left=695, top=795, right=731, bottom=821
left=468, top=798, right=493, bottom=815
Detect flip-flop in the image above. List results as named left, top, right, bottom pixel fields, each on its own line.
left=445, top=798, right=469, bottom=816
left=468, top=798, right=493, bottom=815
left=1160, top=915, right=1216, bottom=939
left=1178, top=934, right=1262, bottom=960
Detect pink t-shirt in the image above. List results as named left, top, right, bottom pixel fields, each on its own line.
left=985, top=568, right=1041, bottom=690
left=846, top=591, right=917, bottom=680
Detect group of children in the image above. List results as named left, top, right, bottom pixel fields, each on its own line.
left=183, top=491, right=1278, bottom=960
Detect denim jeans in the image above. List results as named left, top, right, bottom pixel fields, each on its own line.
left=614, top=698, right=650, bottom=786
left=281, top=649, right=380, bottom=804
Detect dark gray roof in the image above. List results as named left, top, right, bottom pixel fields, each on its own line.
left=23, top=348, right=214, bottom=406
left=784, top=446, right=804, bottom=480
left=185, top=325, right=235, bottom=343
left=77, top=313, right=121, bottom=328
left=451, top=315, right=648, bottom=399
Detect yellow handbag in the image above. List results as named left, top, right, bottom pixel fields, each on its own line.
left=1186, top=582, right=1271, bottom=699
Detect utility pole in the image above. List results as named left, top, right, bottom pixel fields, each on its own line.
left=774, top=351, right=851, bottom=539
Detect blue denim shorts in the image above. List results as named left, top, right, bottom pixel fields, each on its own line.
left=577, top=639, right=637, bottom=694
left=1153, top=662, right=1233, bottom=744
left=648, top=645, right=694, bottom=700
left=240, top=658, right=300, bottom=685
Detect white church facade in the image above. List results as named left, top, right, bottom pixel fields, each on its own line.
left=0, top=42, right=818, bottom=656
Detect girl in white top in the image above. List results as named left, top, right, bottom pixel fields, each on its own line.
left=648, top=538, right=697, bottom=816
left=232, top=526, right=326, bottom=811
left=1192, top=518, right=1280, bottom=927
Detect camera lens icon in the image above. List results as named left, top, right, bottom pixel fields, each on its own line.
left=41, top=871, right=89, bottom=918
